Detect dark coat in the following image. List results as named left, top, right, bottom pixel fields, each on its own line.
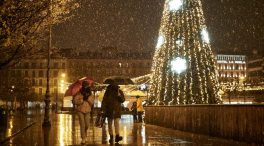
left=101, top=84, right=125, bottom=119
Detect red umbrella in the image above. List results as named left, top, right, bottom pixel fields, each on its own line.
left=64, top=77, right=94, bottom=97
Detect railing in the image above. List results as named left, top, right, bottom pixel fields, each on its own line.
left=145, top=104, right=264, bottom=145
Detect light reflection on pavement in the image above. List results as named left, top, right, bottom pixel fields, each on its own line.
left=0, top=110, right=254, bottom=146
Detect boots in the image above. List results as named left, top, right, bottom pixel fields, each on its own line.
left=115, top=135, right=123, bottom=143
left=109, top=135, right=113, bottom=144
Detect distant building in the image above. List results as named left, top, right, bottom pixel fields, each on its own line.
left=61, top=48, right=153, bottom=83
left=247, top=56, right=264, bottom=84
left=0, top=57, right=67, bottom=104
left=0, top=48, right=153, bottom=102
left=216, top=54, right=247, bottom=83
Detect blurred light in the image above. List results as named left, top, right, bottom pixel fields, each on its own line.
left=240, top=76, right=245, bottom=80
left=176, top=38, right=183, bottom=46
left=123, top=126, right=127, bottom=144
left=168, top=0, right=183, bottom=11
left=156, top=34, right=165, bottom=49
left=171, top=57, right=187, bottom=74
left=139, top=84, right=147, bottom=90
left=61, top=73, right=66, bottom=78
left=201, top=28, right=210, bottom=43
left=141, top=125, right=146, bottom=144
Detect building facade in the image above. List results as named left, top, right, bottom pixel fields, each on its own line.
left=0, top=48, right=153, bottom=103
left=247, top=56, right=264, bottom=84
left=216, top=54, right=247, bottom=84
left=0, top=58, right=67, bottom=104
left=63, top=48, right=153, bottom=84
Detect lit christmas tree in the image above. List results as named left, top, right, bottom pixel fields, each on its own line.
left=149, top=0, right=222, bottom=105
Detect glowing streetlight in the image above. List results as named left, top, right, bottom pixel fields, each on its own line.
left=171, top=57, right=187, bottom=74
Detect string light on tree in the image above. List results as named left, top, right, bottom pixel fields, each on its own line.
left=156, top=34, right=165, bottom=49
left=149, top=0, right=221, bottom=105
left=176, top=38, right=183, bottom=47
left=201, top=28, right=210, bottom=44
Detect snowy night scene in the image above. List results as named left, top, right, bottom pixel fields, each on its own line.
left=0, top=0, right=263, bottom=145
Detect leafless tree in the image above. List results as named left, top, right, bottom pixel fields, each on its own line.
left=0, top=0, right=79, bottom=70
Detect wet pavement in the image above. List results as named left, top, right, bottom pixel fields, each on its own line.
left=0, top=109, right=256, bottom=146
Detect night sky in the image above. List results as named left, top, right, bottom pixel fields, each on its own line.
left=53, top=0, right=264, bottom=56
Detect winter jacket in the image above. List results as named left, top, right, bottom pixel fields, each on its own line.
left=76, top=95, right=94, bottom=113
left=74, top=85, right=93, bottom=113
left=136, top=97, right=144, bottom=112
left=101, top=84, right=125, bottom=119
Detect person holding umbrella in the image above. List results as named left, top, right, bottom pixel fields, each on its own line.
left=101, top=81, right=125, bottom=144
left=73, top=81, right=94, bottom=144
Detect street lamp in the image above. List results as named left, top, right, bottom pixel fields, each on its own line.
left=43, top=0, right=52, bottom=127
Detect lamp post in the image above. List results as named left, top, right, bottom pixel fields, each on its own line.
left=43, top=0, right=52, bottom=127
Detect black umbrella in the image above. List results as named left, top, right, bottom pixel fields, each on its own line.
left=103, top=76, right=134, bottom=85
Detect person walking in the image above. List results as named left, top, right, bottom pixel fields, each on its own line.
left=131, top=101, right=137, bottom=122
left=136, top=96, right=144, bottom=123
left=101, top=81, right=125, bottom=144
left=73, top=81, right=94, bottom=144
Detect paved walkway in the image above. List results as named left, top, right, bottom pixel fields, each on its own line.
left=0, top=110, right=255, bottom=146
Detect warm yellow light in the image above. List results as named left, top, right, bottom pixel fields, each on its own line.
left=240, top=76, right=245, bottom=80
left=61, top=73, right=66, bottom=78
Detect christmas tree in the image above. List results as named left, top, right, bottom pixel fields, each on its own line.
left=149, top=0, right=222, bottom=105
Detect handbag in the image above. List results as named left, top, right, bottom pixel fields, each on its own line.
left=95, top=112, right=106, bottom=128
